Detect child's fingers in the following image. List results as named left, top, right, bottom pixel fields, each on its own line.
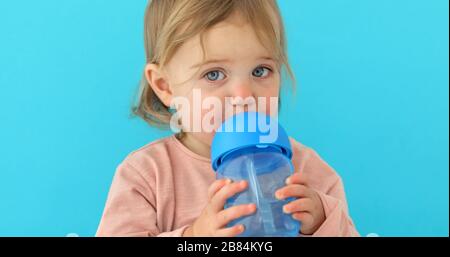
left=214, top=224, right=245, bottom=237
left=282, top=198, right=312, bottom=214
left=215, top=203, right=256, bottom=228
left=210, top=180, right=248, bottom=212
left=285, top=172, right=307, bottom=185
left=292, top=211, right=314, bottom=225
left=275, top=184, right=311, bottom=200
left=207, top=179, right=231, bottom=201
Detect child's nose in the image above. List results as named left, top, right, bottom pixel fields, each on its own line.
left=229, top=80, right=254, bottom=100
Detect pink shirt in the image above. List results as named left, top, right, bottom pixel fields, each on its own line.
left=96, top=135, right=359, bottom=237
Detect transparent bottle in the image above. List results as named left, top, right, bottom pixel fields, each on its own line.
left=211, top=112, right=300, bottom=237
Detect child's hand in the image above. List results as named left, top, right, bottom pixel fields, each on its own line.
left=183, top=179, right=257, bottom=237
left=275, top=172, right=326, bottom=235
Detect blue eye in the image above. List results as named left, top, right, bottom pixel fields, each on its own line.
left=205, top=70, right=226, bottom=81
left=252, top=66, right=271, bottom=78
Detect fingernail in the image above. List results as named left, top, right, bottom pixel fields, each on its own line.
left=283, top=205, right=290, bottom=213
left=225, top=179, right=232, bottom=184
left=275, top=191, right=282, bottom=199
left=285, top=177, right=291, bottom=184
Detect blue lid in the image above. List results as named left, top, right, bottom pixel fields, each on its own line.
left=211, top=112, right=292, bottom=171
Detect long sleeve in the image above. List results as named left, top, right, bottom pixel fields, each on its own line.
left=290, top=139, right=359, bottom=237
left=96, top=160, right=189, bottom=237
left=312, top=177, right=359, bottom=236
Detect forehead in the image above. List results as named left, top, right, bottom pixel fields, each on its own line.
left=171, top=16, right=272, bottom=68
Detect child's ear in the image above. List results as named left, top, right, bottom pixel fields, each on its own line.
left=144, top=63, right=173, bottom=107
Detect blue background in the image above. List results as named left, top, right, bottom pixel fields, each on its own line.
left=0, top=0, right=448, bottom=236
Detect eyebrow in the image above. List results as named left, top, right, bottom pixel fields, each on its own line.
left=190, top=56, right=276, bottom=69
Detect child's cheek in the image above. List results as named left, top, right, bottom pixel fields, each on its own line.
left=256, top=94, right=280, bottom=117
left=199, top=101, right=223, bottom=132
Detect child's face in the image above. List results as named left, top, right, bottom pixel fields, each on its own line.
left=152, top=12, right=280, bottom=148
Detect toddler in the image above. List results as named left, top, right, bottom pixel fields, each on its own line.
left=96, top=0, right=359, bottom=237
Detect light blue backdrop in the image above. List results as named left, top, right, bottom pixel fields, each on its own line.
left=0, top=0, right=448, bottom=236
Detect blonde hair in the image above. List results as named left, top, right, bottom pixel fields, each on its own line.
left=132, top=0, right=295, bottom=128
